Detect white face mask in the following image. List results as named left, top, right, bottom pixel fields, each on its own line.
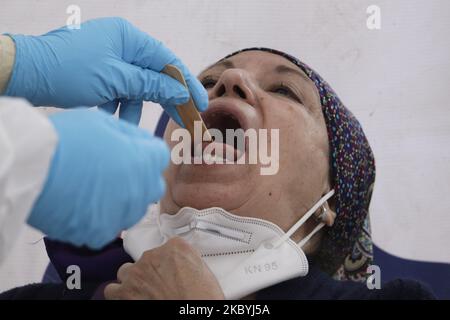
left=123, top=190, right=335, bottom=300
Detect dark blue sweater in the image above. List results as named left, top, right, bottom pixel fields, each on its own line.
left=256, top=263, right=435, bottom=299
left=0, top=263, right=435, bottom=300
left=0, top=238, right=436, bottom=300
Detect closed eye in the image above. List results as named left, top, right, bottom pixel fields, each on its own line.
left=200, top=76, right=218, bottom=90
left=270, top=82, right=302, bottom=103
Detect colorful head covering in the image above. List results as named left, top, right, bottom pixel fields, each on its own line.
left=222, top=48, right=376, bottom=281
left=155, top=48, right=376, bottom=281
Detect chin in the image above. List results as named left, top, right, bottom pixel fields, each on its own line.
left=168, top=176, right=255, bottom=211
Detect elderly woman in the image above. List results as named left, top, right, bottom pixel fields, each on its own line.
left=0, top=48, right=435, bottom=300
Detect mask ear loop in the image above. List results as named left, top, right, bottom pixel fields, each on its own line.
left=297, top=219, right=325, bottom=248
left=271, top=190, right=335, bottom=248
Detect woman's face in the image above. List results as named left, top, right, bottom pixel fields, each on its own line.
left=161, top=50, right=332, bottom=244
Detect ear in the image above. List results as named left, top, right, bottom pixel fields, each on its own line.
left=322, top=170, right=336, bottom=225
left=321, top=201, right=336, bottom=227
left=315, top=187, right=336, bottom=226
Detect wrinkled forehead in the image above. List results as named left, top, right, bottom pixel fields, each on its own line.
left=200, top=50, right=312, bottom=83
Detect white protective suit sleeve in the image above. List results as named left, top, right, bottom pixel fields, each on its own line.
left=0, top=97, right=58, bottom=265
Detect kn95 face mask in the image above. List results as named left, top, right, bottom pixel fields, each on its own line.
left=124, top=190, right=334, bottom=299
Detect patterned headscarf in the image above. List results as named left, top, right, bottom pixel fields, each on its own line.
left=155, top=48, right=376, bottom=281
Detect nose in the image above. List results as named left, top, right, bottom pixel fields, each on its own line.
left=209, top=69, right=256, bottom=106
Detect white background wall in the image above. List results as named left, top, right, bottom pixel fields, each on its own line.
left=0, top=0, right=449, bottom=292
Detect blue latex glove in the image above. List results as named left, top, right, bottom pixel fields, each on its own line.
left=28, top=109, right=169, bottom=249
left=4, top=17, right=208, bottom=125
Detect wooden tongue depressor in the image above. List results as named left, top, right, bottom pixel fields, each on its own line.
left=162, top=64, right=212, bottom=142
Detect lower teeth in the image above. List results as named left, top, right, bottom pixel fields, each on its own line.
left=204, top=153, right=225, bottom=163
left=192, top=143, right=243, bottom=164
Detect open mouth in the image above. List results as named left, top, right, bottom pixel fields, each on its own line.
left=192, top=110, right=246, bottom=163
left=205, top=110, right=242, bottom=133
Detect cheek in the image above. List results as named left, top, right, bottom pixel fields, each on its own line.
left=261, top=98, right=328, bottom=194
left=280, top=114, right=313, bottom=175
left=287, top=127, right=329, bottom=200
left=260, top=97, right=310, bottom=159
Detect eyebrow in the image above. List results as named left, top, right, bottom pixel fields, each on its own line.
left=274, top=65, right=310, bottom=82
left=211, top=59, right=235, bottom=70
left=206, top=60, right=310, bottom=82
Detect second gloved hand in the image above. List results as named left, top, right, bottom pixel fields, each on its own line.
left=4, top=17, right=208, bottom=125
left=28, top=109, right=169, bottom=249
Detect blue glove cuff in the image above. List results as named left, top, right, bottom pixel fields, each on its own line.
left=3, top=34, right=46, bottom=105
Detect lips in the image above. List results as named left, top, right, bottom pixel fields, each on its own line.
left=192, top=98, right=259, bottom=163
